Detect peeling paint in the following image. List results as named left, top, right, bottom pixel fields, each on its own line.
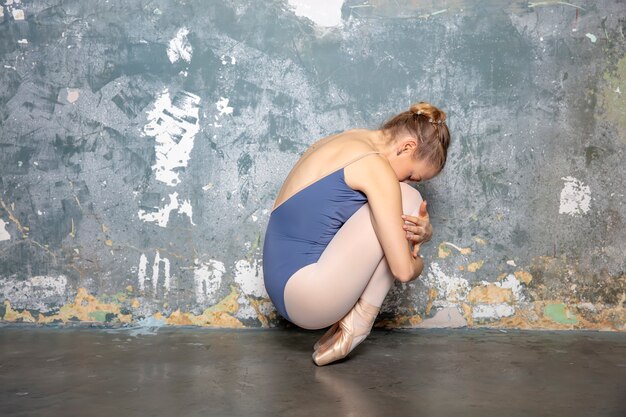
left=143, top=89, right=201, bottom=186
left=193, top=259, right=225, bottom=304
left=137, top=252, right=171, bottom=295
left=0, top=219, right=10, bottom=241
left=233, top=259, right=267, bottom=298
left=461, top=303, right=474, bottom=326
left=215, top=97, right=234, bottom=117
left=0, top=275, right=67, bottom=312
left=3, top=301, right=37, bottom=322
left=138, top=192, right=195, bottom=227
left=425, top=287, right=438, bottom=316
left=438, top=242, right=451, bottom=258
left=416, top=306, right=467, bottom=328
left=166, top=287, right=243, bottom=328
left=220, top=55, right=236, bottom=65
left=37, top=288, right=132, bottom=324
left=467, top=260, right=484, bottom=272
left=287, top=0, right=344, bottom=28
left=250, top=299, right=274, bottom=327
left=498, top=274, right=526, bottom=301
left=12, top=8, right=24, bottom=20
left=468, top=284, right=513, bottom=304
left=167, top=27, right=193, bottom=63
left=65, top=88, right=80, bottom=103
left=462, top=274, right=528, bottom=322
left=0, top=200, right=28, bottom=238
left=559, top=176, right=591, bottom=216
left=472, top=303, right=516, bottom=320
left=474, top=298, right=626, bottom=331
left=424, top=263, right=470, bottom=306
left=513, top=270, right=533, bottom=285
left=544, top=302, right=579, bottom=324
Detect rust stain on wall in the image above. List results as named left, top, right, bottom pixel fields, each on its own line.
left=467, top=284, right=514, bottom=304
left=514, top=271, right=533, bottom=285
left=247, top=297, right=271, bottom=327
left=467, top=260, right=484, bottom=272
left=437, top=242, right=472, bottom=258
left=3, top=301, right=37, bottom=323
left=482, top=301, right=625, bottom=331
left=0, top=254, right=623, bottom=331
left=461, top=303, right=474, bottom=326
left=375, top=313, right=423, bottom=329
left=425, top=288, right=438, bottom=316
left=165, top=287, right=244, bottom=328
left=37, top=287, right=133, bottom=324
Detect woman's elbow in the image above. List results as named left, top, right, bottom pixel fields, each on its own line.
left=392, top=267, right=414, bottom=283
left=395, top=272, right=413, bottom=283
left=393, top=258, right=423, bottom=283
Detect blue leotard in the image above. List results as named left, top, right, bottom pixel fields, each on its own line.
left=262, top=152, right=379, bottom=321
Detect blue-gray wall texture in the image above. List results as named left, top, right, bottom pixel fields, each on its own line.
left=0, top=0, right=624, bottom=330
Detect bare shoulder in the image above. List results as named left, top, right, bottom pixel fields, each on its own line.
left=344, top=152, right=397, bottom=196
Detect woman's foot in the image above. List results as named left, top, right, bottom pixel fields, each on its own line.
left=313, top=322, right=340, bottom=351
left=312, top=298, right=380, bottom=366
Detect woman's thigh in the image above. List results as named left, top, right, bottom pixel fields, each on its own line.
left=283, top=183, right=423, bottom=330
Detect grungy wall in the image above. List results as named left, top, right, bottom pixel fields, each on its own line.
left=0, top=0, right=624, bottom=330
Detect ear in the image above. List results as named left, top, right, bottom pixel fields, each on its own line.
left=399, top=137, right=418, bottom=155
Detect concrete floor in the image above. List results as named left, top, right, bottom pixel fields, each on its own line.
left=0, top=326, right=625, bottom=417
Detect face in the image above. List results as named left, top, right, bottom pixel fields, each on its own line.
left=404, top=157, right=440, bottom=184
left=394, top=138, right=441, bottom=183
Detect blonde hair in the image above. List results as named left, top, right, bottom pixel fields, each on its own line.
left=380, top=101, right=451, bottom=171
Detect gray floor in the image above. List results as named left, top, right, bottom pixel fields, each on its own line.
left=0, top=326, right=625, bottom=417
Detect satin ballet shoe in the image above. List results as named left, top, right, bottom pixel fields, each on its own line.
left=312, top=298, right=380, bottom=366
left=313, top=322, right=340, bottom=351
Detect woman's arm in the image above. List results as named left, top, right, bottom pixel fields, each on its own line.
left=346, top=155, right=424, bottom=283
left=402, top=201, right=432, bottom=256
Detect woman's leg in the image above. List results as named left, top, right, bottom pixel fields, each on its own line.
left=283, top=182, right=423, bottom=330
left=312, top=257, right=393, bottom=351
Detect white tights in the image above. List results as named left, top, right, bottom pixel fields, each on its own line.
left=283, top=182, right=423, bottom=329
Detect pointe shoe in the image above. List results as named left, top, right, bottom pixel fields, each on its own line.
left=312, top=298, right=380, bottom=366
left=313, top=322, right=340, bottom=351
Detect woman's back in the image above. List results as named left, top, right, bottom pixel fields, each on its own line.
left=272, top=129, right=381, bottom=211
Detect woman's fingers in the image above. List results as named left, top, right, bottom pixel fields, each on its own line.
left=418, top=200, right=428, bottom=218
left=412, top=243, right=421, bottom=258
left=403, top=222, right=426, bottom=236
left=401, top=214, right=419, bottom=225
left=402, top=201, right=432, bottom=248
left=405, top=227, right=426, bottom=239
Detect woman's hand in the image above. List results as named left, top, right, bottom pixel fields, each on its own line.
left=402, top=201, right=432, bottom=258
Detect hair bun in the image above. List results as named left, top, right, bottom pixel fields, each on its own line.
left=410, top=101, right=447, bottom=124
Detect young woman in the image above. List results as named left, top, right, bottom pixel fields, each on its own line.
left=263, top=102, right=451, bottom=366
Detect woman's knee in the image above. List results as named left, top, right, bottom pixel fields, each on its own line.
left=399, top=182, right=423, bottom=215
